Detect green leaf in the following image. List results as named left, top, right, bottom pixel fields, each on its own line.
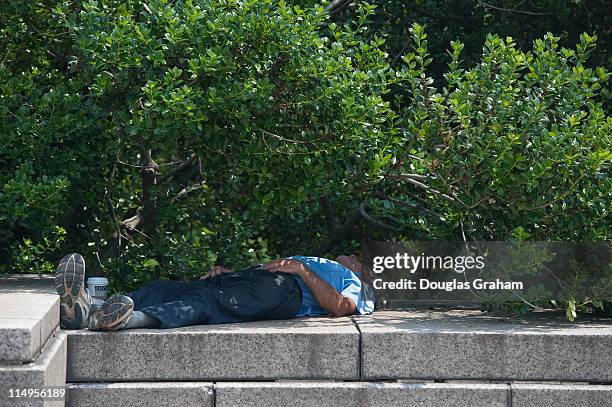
left=143, top=259, right=160, bottom=269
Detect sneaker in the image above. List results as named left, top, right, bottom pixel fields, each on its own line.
left=89, top=294, right=134, bottom=331
left=55, top=253, right=91, bottom=329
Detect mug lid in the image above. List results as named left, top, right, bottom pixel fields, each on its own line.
left=87, top=277, right=109, bottom=284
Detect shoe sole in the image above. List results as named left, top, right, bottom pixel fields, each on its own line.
left=55, top=253, right=87, bottom=330
left=97, top=294, right=134, bottom=331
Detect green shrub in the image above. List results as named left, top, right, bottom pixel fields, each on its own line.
left=8, top=226, right=66, bottom=274
left=323, top=0, right=610, bottom=104
left=380, top=24, right=610, bottom=242
left=1, top=1, right=398, bottom=276
left=0, top=162, right=70, bottom=271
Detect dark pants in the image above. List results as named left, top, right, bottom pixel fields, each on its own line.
left=127, top=266, right=302, bottom=329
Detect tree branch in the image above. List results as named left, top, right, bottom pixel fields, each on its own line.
left=320, top=196, right=338, bottom=234
left=141, top=149, right=158, bottom=239
left=400, top=173, right=430, bottom=181
left=389, top=174, right=456, bottom=202
left=313, top=207, right=362, bottom=256
left=479, top=1, right=552, bottom=16
left=358, top=202, right=398, bottom=231
left=374, top=190, right=443, bottom=219
left=171, top=181, right=207, bottom=202
left=98, top=212, right=144, bottom=263
left=325, top=0, right=355, bottom=15
left=157, top=153, right=197, bottom=184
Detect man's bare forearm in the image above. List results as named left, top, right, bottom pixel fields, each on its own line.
left=296, top=266, right=356, bottom=317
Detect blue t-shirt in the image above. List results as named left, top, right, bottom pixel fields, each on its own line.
left=289, top=256, right=375, bottom=317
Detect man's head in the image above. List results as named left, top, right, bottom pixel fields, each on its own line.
left=336, top=255, right=373, bottom=284
left=336, top=255, right=362, bottom=273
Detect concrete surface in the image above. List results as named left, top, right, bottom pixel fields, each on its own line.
left=67, top=382, right=214, bottom=407
left=0, top=275, right=59, bottom=362
left=511, top=383, right=612, bottom=407
left=357, top=310, right=612, bottom=382
left=215, top=381, right=509, bottom=407
left=0, top=331, right=67, bottom=407
left=67, top=316, right=359, bottom=381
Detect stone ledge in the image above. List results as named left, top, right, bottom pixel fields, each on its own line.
left=215, top=381, right=509, bottom=407
left=60, top=380, right=612, bottom=407
left=0, top=275, right=59, bottom=363
left=357, top=310, right=612, bottom=382
left=67, top=382, right=214, bottom=407
left=0, top=331, right=66, bottom=407
left=67, top=316, right=359, bottom=381
left=66, top=309, right=612, bottom=383
left=511, top=383, right=612, bottom=407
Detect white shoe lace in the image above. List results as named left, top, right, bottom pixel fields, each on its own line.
left=85, top=288, right=93, bottom=306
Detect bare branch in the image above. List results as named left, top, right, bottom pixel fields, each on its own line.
left=391, top=174, right=456, bottom=202
left=172, top=182, right=207, bottom=202
left=98, top=212, right=145, bottom=263
left=400, top=173, right=430, bottom=181
left=259, top=128, right=309, bottom=144
left=120, top=213, right=143, bottom=232
left=391, top=45, right=408, bottom=67
left=117, top=159, right=186, bottom=168
left=479, top=1, right=552, bottom=15
left=359, top=202, right=399, bottom=231
left=325, top=0, right=355, bottom=15
left=374, top=190, right=443, bottom=219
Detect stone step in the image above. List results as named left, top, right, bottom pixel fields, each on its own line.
left=0, top=331, right=67, bottom=407
left=0, top=275, right=59, bottom=363
left=512, top=383, right=612, bottom=407
left=357, top=310, right=612, bottom=382
left=67, top=316, right=359, bottom=381
left=67, top=382, right=213, bottom=407
left=215, top=381, right=509, bottom=407
left=64, top=381, right=612, bottom=407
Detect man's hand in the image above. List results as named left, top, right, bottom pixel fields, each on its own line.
left=262, top=259, right=306, bottom=275
left=200, top=265, right=232, bottom=280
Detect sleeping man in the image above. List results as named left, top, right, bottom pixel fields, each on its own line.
left=55, top=253, right=375, bottom=330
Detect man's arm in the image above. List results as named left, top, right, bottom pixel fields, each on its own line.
left=263, top=259, right=357, bottom=317
left=200, top=265, right=232, bottom=280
